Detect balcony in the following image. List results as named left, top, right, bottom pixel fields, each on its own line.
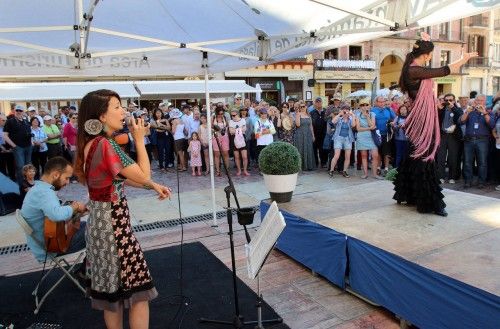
left=464, top=57, right=490, bottom=68
left=315, top=59, right=376, bottom=71
left=468, top=16, right=489, bottom=28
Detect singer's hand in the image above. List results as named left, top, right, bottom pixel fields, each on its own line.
left=152, top=183, right=172, bottom=200
left=128, top=117, right=149, bottom=142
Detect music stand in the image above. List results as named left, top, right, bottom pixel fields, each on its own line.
left=245, top=201, right=286, bottom=329
left=199, top=132, right=282, bottom=328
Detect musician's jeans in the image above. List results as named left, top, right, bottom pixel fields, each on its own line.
left=57, top=221, right=87, bottom=257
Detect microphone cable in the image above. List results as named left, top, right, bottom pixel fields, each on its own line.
left=166, top=153, right=190, bottom=329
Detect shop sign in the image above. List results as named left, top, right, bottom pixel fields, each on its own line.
left=288, top=75, right=307, bottom=81
left=434, top=77, right=457, bottom=83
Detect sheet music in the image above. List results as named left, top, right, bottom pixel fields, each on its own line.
left=246, top=201, right=286, bottom=279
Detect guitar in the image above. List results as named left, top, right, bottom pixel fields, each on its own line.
left=44, top=201, right=83, bottom=253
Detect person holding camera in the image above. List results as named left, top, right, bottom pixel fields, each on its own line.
left=392, top=105, right=409, bottom=168
left=30, top=117, right=48, bottom=178
left=3, top=105, right=32, bottom=185
left=436, top=93, right=463, bottom=184
left=460, top=94, right=491, bottom=188
left=328, top=105, right=356, bottom=178
left=355, top=99, right=382, bottom=179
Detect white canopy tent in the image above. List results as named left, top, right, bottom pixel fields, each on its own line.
left=134, top=80, right=261, bottom=100
left=1, top=0, right=498, bottom=225
left=0, top=80, right=260, bottom=101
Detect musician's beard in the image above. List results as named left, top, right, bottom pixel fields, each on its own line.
left=53, top=177, right=66, bottom=191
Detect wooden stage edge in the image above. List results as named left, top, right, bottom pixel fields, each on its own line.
left=273, top=180, right=500, bottom=297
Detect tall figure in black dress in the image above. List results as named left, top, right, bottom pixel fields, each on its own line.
left=393, top=33, right=477, bottom=216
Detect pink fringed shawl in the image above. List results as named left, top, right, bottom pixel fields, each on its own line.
left=403, top=78, right=440, bottom=161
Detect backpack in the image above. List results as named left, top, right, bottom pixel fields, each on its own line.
left=234, top=128, right=246, bottom=149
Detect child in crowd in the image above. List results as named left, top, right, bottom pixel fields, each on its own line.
left=393, top=105, right=409, bottom=168
left=20, top=164, right=36, bottom=201
left=188, top=132, right=202, bottom=176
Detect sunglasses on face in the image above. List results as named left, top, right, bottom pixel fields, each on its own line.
left=445, top=99, right=454, bottom=102
left=300, top=105, right=306, bottom=108
left=15, top=109, right=23, bottom=112
left=360, top=104, right=369, bottom=107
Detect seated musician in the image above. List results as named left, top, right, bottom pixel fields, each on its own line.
left=20, top=156, right=87, bottom=263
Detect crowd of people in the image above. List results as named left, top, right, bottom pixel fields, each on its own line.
left=1, top=90, right=500, bottom=199
left=111, top=91, right=499, bottom=191
left=0, top=105, right=80, bottom=199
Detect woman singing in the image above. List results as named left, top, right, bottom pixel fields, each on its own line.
left=393, top=33, right=476, bottom=216
left=75, top=90, right=172, bottom=329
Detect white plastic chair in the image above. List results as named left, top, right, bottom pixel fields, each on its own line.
left=16, top=209, right=86, bottom=314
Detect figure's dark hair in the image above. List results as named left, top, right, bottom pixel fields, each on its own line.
left=153, top=108, right=163, bottom=120
left=30, top=116, right=40, bottom=125
left=399, top=40, right=434, bottom=93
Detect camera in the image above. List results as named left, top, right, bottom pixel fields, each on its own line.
left=220, top=127, right=226, bottom=136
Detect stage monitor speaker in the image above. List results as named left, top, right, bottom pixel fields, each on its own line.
left=0, top=173, right=21, bottom=216
left=307, top=79, right=316, bottom=87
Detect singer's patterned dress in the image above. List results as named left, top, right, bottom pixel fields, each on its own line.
left=85, top=136, right=157, bottom=311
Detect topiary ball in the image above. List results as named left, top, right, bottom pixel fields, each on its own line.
left=258, top=142, right=301, bottom=175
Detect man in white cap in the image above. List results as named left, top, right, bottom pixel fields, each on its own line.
left=3, top=105, right=32, bottom=184
left=27, top=106, right=44, bottom=127
left=42, top=115, right=62, bottom=159
left=127, top=102, right=139, bottom=116
left=233, top=94, right=243, bottom=111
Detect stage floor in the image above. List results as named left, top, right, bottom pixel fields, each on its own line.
left=277, top=180, right=500, bottom=297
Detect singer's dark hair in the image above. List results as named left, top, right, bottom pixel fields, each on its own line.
left=75, top=89, right=121, bottom=184
left=399, top=39, right=434, bottom=93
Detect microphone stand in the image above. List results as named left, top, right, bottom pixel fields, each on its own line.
left=200, top=128, right=282, bottom=328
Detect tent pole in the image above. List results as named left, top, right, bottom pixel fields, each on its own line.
left=203, top=52, right=218, bottom=227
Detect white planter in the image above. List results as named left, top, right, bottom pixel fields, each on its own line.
left=263, top=173, right=298, bottom=203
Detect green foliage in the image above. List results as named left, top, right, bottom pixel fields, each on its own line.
left=385, top=168, right=398, bottom=181
left=258, top=142, right=301, bottom=175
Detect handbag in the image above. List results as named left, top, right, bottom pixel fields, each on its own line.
left=371, top=129, right=382, bottom=147
left=234, top=128, right=246, bottom=149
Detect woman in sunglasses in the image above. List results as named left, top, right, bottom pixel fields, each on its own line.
left=279, top=102, right=295, bottom=144
left=293, top=101, right=315, bottom=171
left=212, top=107, right=230, bottom=176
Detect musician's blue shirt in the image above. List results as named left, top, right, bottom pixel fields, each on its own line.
left=20, top=180, right=73, bottom=262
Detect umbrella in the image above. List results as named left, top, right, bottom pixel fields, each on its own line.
left=377, top=88, right=403, bottom=98
left=347, top=90, right=371, bottom=98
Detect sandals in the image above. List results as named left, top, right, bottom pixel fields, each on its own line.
left=328, top=171, right=334, bottom=178
left=342, top=171, right=350, bottom=178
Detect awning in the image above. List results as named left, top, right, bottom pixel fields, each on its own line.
left=0, top=81, right=139, bottom=101
left=134, top=80, right=259, bottom=99
left=0, top=1, right=497, bottom=78
left=0, top=80, right=258, bottom=101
